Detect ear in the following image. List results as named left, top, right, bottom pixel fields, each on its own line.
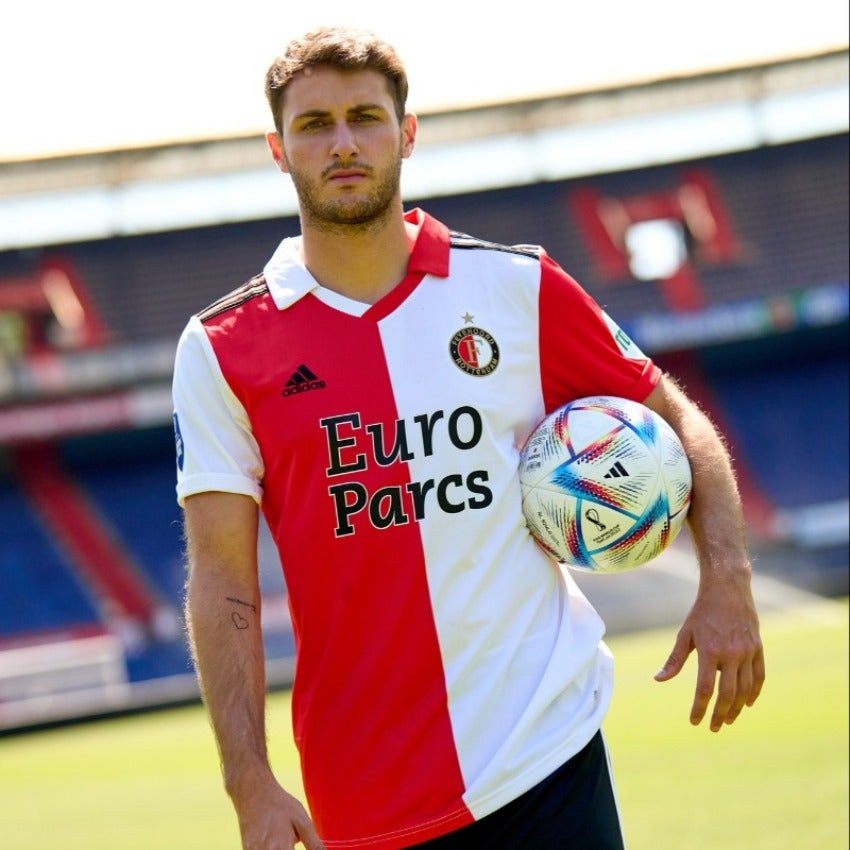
left=266, top=131, right=289, bottom=173
left=400, top=113, right=418, bottom=160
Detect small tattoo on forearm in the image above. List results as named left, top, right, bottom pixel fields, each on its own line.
left=226, top=597, right=255, bottom=630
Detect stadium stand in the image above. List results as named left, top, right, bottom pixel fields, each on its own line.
left=14, top=443, right=163, bottom=626
left=0, top=478, right=101, bottom=638
left=61, top=431, right=186, bottom=604
left=0, top=64, right=846, bottom=726
left=2, top=135, right=843, bottom=346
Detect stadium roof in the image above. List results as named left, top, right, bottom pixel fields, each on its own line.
left=0, top=49, right=847, bottom=252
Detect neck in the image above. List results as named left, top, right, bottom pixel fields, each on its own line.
left=298, top=203, right=413, bottom=305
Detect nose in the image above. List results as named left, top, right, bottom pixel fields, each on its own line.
left=330, top=121, right=359, bottom=159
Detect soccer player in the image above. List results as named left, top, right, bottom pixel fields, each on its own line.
left=172, top=26, right=764, bottom=850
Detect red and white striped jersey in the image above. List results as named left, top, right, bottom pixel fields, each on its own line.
left=173, top=209, right=660, bottom=849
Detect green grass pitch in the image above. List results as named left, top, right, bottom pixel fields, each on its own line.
left=1, top=597, right=846, bottom=850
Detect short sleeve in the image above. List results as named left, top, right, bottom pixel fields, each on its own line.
left=538, top=251, right=660, bottom=412
left=171, top=316, right=264, bottom=506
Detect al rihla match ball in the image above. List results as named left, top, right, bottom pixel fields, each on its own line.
left=519, top=396, right=692, bottom=573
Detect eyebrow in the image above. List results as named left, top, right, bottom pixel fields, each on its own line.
left=293, top=103, right=388, bottom=122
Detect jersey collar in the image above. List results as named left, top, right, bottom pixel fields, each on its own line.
left=405, top=208, right=451, bottom=277
left=263, top=237, right=317, bottom=311
left=264, top=208, right=451, bottom=311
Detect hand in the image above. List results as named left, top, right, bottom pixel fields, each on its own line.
left=233, top=779, right=325, bottom=850
left=654, top=570, right=765, bottom=732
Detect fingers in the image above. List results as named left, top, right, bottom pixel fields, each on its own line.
left=654, top=629, right=693, bottom=682
left=690, top=653, right=718, bottom=729
left=693, top=642, right=766, bottom=732
left=297, top=830, right=326, bottom=850
left=657, top=626, right=766, bottom=732
left=747, top=644, right=766, bottom=707
left=295, top=817, right=326, bottom=850
left=236, top=790, right=325, bottom=850
left=290, top=797, right=326, bottom=850
left=721, top=642, right=766, bottom=725
left=723, top=656, right=753, bottom=726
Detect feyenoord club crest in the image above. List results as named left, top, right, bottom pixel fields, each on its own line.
left=450, top=326, right=500, bottom=376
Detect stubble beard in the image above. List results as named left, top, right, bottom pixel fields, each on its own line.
left=287, top=149, right=404, bottom=235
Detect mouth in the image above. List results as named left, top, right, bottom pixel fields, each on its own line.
left=324, top=165, right=370, bottom=183
left=329, top=173, right=365, bottom=184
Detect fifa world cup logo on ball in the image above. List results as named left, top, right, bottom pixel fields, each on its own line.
left=585, top=508, right=607, bottom=532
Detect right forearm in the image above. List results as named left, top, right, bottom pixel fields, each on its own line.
left=186, top=562, right=272, bottom=798
left=180, top=493, right=323, bottom=849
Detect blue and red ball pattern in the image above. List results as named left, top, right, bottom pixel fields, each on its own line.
left=519, top=396, right=692, bottom=573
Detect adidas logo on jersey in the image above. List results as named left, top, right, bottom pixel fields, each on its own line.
left=603, top=461, right=629, bottom=479
left=282, top=364, right=326, bottom=397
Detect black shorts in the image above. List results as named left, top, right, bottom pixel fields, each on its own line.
left=406, top=731, right=625, bottom=850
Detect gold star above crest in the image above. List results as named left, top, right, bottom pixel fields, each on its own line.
left=461, top=312, right=474, bottom=324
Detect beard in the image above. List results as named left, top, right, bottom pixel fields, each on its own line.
left=286, top=147, right=404, bottom=233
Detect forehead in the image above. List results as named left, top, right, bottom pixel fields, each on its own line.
left=282, top=66, right=395, bottom=118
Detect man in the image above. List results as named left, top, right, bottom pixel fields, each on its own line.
left=172, top=26, right=764, bottom=850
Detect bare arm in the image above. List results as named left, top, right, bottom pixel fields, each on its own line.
left=643, top=375, right=765, bottom=732
left=184, top=491, right=324, bottom=849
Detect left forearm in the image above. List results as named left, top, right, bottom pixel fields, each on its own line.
left=645, top=373, right=765, bottom=730
left=644, top=375, right=751, bottom=579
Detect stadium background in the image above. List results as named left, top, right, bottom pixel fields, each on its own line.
left=0, top=45, right=847, bottom=731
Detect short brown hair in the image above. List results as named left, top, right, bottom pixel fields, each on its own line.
left=264, top=27, right=409, bottom=136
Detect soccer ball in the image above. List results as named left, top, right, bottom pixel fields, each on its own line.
left=519, top=396, right=692, bottom=573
